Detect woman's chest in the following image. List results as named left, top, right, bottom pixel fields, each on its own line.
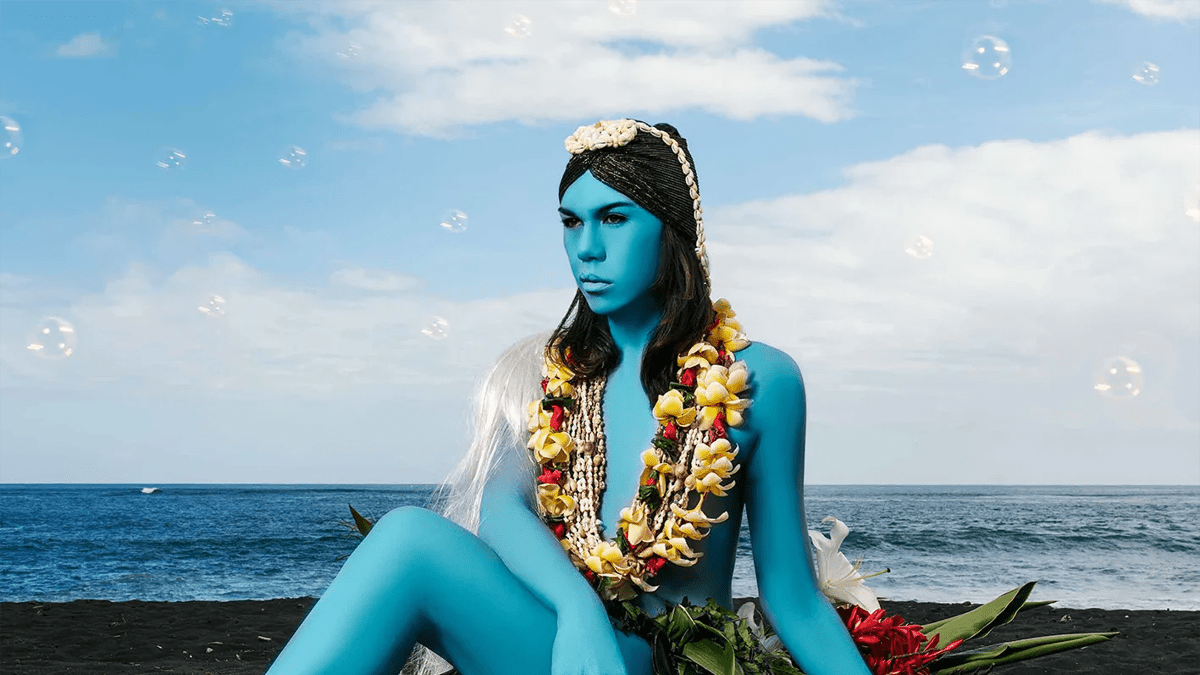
left=596, top=372, right=660, bottom=536
left=593, top=370, right=756, bottom=539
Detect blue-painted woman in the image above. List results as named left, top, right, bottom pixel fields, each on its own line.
left=266, top=120, right=873, bottom=675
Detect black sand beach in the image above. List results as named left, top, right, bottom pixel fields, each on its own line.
left=2, top=597, right=1195, bottom=674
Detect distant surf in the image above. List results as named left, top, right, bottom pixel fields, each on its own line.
left=1, top=484, right=1197, bottom=609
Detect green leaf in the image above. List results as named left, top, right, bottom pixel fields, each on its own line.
left=930, top=632, right=1118, bottom=674
left=682, top=639, right=736, bottom=675
left=667, top=606, right=699, bottom=643
left=1018, top=599, right=1056, bottom=612
left=348, top=504, right=373, bottom=536
left=921, top=581, right=1036, bottom=645
left=652, top=635, right=674, bottom=675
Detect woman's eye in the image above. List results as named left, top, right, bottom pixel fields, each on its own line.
left=561, top=217, right=580, bottom=228
left=603, top=213, right=627, bottom=224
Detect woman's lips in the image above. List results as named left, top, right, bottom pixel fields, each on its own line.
left=579, top=279, right=611, bottom=292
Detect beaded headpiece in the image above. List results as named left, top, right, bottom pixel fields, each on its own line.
left=564, top=119, right=711, bottom=285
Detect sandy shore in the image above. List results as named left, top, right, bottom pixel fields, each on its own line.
left=2, top=597, right=1195, bottom=674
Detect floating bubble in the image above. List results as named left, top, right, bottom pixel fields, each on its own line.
left=421, top=316, right=450, bottom=340
left=439, top=209, right=469, bottom=233
left=962, top=35, right=1011, bottom=80
left=337, top=43, right=362, bottom=59
left=609, top=0, right=638, bottom=17
left=156, top=147, right=186, bottom=170
left=192, top=211, right=217, bottom=229
left=198, top=9, right=233, bottom=27
left=278, top=146, right=307, bottom=169
left=1186, top=186, right=1200, bottom=223
left=1131, top=61, right=1159, bottom=85
left=26, top=317, right=77, bottom=360
left=1093, top=356, right=1143, bottom=399
left=1, top=116, right=21, bottom=158
left=904, top=234, right=934, bottom=260
left=505, top=14, right=532, bottom=38
left=198, top=294, right=226, bottom=318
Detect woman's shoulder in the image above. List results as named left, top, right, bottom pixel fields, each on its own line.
left=733, top=340, right=806, bottom=402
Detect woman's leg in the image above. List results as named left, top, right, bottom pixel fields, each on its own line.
left=265, top=506, right=651, bottom=675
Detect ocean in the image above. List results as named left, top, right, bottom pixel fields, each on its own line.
left=1, top=484, right=1196, bottom=610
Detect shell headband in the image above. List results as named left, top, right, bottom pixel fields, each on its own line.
left=564, top=119, right=710, bottom=284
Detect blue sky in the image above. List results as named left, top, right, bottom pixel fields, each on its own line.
left=1, top=0, right=1197, bottom=484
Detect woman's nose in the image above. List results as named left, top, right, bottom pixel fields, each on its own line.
left=575, top=222, right=605, bottom=262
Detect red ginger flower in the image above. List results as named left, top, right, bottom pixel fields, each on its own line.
left=838, top=605, right=963, bottom=675
left=709, top=412, right=727, bottom=440
left=663, top=422, right=678, bottom=441
left=551, top=521, right=566, bottom=538
left=679, top=368, right=698, bottom=388
left=645, top=556, right=667, bottom=577
left=537, top=468, right=563, bottom=485
left=549, top=404, right=566, bottom=432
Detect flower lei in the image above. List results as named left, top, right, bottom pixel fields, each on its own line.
left=527, top=299, right=751, bottom=601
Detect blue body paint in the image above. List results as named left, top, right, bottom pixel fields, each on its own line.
left=266, top=171, right=873, bottom=675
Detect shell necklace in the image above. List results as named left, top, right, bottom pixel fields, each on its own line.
left=527, top=299, right=751, bottom=600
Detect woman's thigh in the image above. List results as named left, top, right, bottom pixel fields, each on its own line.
left=366, top=507, right=649, bottom=675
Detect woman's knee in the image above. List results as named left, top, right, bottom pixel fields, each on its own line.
left=366, top=507, right=459, bottom=567
left=375, top=505, right=441, bottom=533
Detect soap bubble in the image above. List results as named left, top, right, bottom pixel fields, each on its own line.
left=278, top=146, right=307, bottom=169
left=191, top=211, right=218, bottom=229
left=198, top=9, right=233, bottom=27
left=1093, top=356, right=1143, bottom=398
left=155, top=147, right=187, bottom=170
left=962, top=36, right=1011, bottom=80
left=505, top=14, right=532, bottom=38
left=27, top=317, right=77, bottom=360
left=904, top=234, right=934, bottom=260
left=439, top=209, right=469, bottom=233
left=1, top=116, right=21, bottom=158
left=1131, top=61, right=1159, bottom=85
left=421, top=316, right=450, bottom=340
left=1186, top=186, right=1199, bottom=223
left=609, top=0, right=638, bottom=17
left=198, top=294, right=226, bottom=318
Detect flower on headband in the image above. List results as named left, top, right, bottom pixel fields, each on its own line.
left=565, top=119, right=639, bottom=155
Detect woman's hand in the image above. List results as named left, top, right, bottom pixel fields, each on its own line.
left=551, top=606, right=628, bottom=675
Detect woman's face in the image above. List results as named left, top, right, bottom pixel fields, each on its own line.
left=560, top=171, right=664, bottom=317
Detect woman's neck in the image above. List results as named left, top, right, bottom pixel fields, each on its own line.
left=604, top=295, right=662, bottom=366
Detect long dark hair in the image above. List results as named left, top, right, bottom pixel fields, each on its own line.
left=549, top=122, right=713, bottom=404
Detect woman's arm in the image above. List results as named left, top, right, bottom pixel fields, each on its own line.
left=743, top=347, right=873, bottom=675
left=477, top=440, right=628, bottom=675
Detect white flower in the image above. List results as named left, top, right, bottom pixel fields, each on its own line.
left=807, top=516, right=886, bottom=612
left=737, top=602, right=784, bottom=655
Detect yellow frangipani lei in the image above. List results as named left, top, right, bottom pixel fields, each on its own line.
left=527, top=300, right=752, bottom=600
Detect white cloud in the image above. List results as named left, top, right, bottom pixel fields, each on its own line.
left=1094, top=0, right=1200, bottom=20
left=267, top=0, right=856, bottom=135
left=0, top=254, right=570, bottom=398
left=3, top=130, right=1196, bottom=483
left=329, top=265, right=420, bottom=292
left=55, top=32, right=116, bottom=58
left=704, top=129, right=1199, bottom=482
